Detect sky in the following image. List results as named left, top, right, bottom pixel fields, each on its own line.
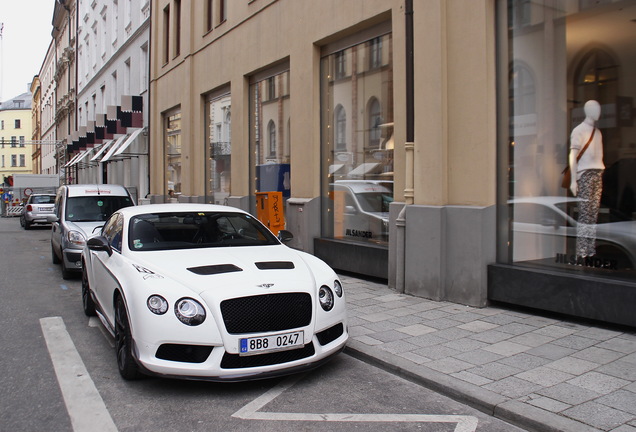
left=0, top=0, right=56, bottom=103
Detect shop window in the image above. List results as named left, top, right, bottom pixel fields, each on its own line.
left=499, top=0, right=636, bottom=278
left=321, top=32, right=393, bottom=246
left=205, top=91, right=231, bottom=205
left=249, top=68, right=291, bottom=207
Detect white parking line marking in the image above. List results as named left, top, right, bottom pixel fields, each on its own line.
left=232, top=375, right=479, bottom=432
left=40, top=316, right=118, bottom=432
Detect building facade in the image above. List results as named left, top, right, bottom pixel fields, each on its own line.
left=0, top=92, right=33, bottom=184
left=69, top=0, right=150, bottom=201
left=39, top=40, right=60, bottom=176
left=148, top=0, right=636, bottom=327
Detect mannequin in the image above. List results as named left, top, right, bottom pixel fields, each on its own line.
left=568, top=100, right=604, bottom=258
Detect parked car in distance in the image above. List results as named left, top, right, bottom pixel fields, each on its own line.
left=51, top=184, right=135, bottom=279
left=81, top=203, right=348, bottom=381
left=20, top=193, right=57, bottom=229
left=331, top=180, right=393, bottom=242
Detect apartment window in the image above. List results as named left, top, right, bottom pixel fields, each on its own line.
left=11, top=137, right=17, bottom=147
left=124, top=58, right=131, bottom=95
left=220, top=0, right=227, bottom=23
left=140, top=43, right=149, bottom=92
left=206, top=0, right=213, bottom=32
left=174, top=0, right=181, bottom=58
left=163, top=5, right=170, bottom=63
left=11, top=155, right=17, bottom=167
left=19, top=154, right=25, bottom=167
left=369, top=37, right=382, bottom=69
left=1, top=120, right=4, bottom=129
left=19, top=136, right=25, bottom=147
left=335, top=51, right=347, bottom=79
left=1, top=155, right=4, bottom=167
left=15, top=119, right=21, bottom=129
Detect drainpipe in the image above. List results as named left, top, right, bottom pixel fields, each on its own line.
left=396, top=0, right=414, bottom=293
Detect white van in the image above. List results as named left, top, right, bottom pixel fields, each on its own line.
left=51, top=184, right=135, bottom=279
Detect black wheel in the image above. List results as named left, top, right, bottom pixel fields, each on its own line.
left=52, top=244, right=61, bottom=264
left=61, top=258, right=73, bottom=280
left=20, top=215, right=25, bottom=228
left=24, top=220, right=32, bottom=230
left=81, top=266, right=97, bottom=316
left=115, top=296, right=142, bottom=380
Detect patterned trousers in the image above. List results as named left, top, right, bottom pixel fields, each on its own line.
left=576, top=169, right=603, bottom=258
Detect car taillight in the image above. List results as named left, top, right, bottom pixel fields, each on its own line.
left=26, top=205, right=33, bottom=211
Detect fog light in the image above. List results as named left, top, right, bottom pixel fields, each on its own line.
left=319, top=286, right=334, bottom=311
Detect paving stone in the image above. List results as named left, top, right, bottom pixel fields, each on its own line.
left=525, top=395, right=571, bottom=413
left=363, top=320, right=402, bottom=332
left=421, top=317, right=462, bottom=330
left=483, top=376, right=543, bottom=399
left=537, top=382, right=601, bottom=405
left=450, top=370, right=494, bottom=386
left=546, top=357, right=599, bottom=375
left=457, top=320, right=500, bottom=333
left=359, top=311, right=395, bottom=322
left=372, top=330, right=410, bottom=343
left=389, top=315, right=428, bottom=326
left=609, top=425, right=636, bottom=432
left=396, top=323, right=437, bottom=336
left=348, top=326, right=375, bottom=337
left=412, top=344, right=461, bottom=361
left=426, top=357, right=474, bottom=374
left=621, top=352, right=636, bottom=365
left=533, top=324, right=578, bottom=339
left=516, top=366, right=575, bottom=387
left=598, top=360, right=636, bottom=381
left=469, top=330, right=513, bottom=344
left=526, top=343, right=576, bottom=360
left=397, top=351, right=432, bottom=365
left=597, top=390, right=636, bottom=415
left=483, top=340, right=530, bottom=357
left=453, top=349, right=504, bottom=366
left=353, top=335, right=382, bottom=346
left=574, top=327, right=624, bottom=341
left=481, top=313, right=524, bottom=325
left=378, top=339, right=422, bottom=355
left=497, top=323, right=539, bottom=336
left=498, top=353, right=550, bottom=370
left=466, top=362, right=522, bottom=380
left=446, top=311, right=484, bottom=323
left=405, top=333, right=448, bottom=348
left=386, top=307, right=421, bottom=318
left=443, top=337, right=489, bottom=353
left=573, top=346, right=627, bottom=365
left=562, top=401, right=635, bottom=431
left=568, top=371, right=630, bottom=394
left=597, top=337, right=636, bottom=354
left=431, top=327, right=473, bottom=341
left=414, top=309, right=451, bottom=320
left=520, top=315, right=560, bottom=327
left=552, top=335, right=599, bottom=350
left=507, top=332, right=555, bottom=348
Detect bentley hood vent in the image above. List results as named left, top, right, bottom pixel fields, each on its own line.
left=255, top=261, right=295, bottom=270
left=187, top=264, right=243, bottom=275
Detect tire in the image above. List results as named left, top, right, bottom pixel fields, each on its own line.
left=115, top=296, right=143, bottom=380
left=61, top=258, right=73, bottom=280
left=81, top=266, right=97, bottom=317
left=52, top=244, right=61, bottom=264
left=20, top=216, right=25, bottom=228
left=24, top=220, right=32, bottom=230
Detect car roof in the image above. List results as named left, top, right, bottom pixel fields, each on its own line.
left=63, top=184, right=130, bottom=197
left=117, top=203, right=249, bottom=217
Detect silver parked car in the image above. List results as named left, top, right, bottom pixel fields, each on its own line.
left=20, top=193, right=57, bottom=230
left=51, top=184, right=135, bottom=279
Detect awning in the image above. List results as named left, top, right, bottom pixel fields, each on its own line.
left=114, top=128, right=144, bottom=156
left=90, top=140, right=114, bottom=161
left=70, top=148, right=95, bottom=166
left=329, top=164, right=345, bottom=175
left=101, top=134, right=129, bottom=162
left=64, top=151, right=85, bottom=168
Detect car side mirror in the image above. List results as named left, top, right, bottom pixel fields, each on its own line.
left=277, top=230, right=294, bottom=243
left=87, top=235, right=113, bottom=256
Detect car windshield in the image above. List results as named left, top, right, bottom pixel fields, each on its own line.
left=31, top=195, right=55, bottom=204
left=128, top=211, right=280, bottom=251
left=66, top=196, right=134, bottom=222
left=356, top=192, right=393, bottom=213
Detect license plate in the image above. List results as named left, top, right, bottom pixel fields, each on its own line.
left=39, top=207, right=53, bottom=212
left=240, top=331, right=303, bottom=356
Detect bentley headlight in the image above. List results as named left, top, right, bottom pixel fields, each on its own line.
left=319, top=286, right=334, bottom=311
left=68, top=230, right=86, bottom=247
left=334, top=280, right=343, bottom=298
left=147, top=295, right=168, bottom=315
left=175, top=298, right=206, bottom=325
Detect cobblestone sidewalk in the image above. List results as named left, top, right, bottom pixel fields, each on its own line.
left=342, top=274, right=636, bottom=432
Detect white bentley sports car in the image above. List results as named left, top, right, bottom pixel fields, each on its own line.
left=81, top=203, right=348, bottom=381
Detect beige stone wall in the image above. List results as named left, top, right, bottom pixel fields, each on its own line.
left=150, top=0, right=497, bottom=207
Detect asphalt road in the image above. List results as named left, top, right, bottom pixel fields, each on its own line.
left=0, top=215, right=527, bottom=432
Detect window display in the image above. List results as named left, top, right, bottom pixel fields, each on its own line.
left=164, top=111, right=181, bottom=199
left=205, top=92, right=231, bottom=205
left=320, top=33, right=394, bottom=246
left=502, top=0, right=636, bottom=278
